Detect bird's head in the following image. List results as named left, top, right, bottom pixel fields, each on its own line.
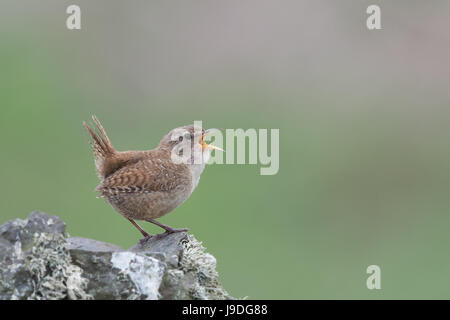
left=159, top=125, right=223, bottom=165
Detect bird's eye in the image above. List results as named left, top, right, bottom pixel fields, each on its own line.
left=178, top=135, right=183, bottom=142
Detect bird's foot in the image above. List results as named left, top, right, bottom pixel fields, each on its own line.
left=163, top=227, right=189, bottom=234
left=149, top=227, right=189, bottom=240
left=138, top=228, right=188, bottom=244
left=146, top=219, right=189, bottom=235
left=149, top=228, right=188, bottom=241
left=138, top=233, right=153, bottom=245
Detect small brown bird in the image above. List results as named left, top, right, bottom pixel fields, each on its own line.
left=83, top=116, right=223, bottom=240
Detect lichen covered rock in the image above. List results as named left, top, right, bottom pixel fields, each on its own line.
left=0, top=211, right=90, bottom=300
left=0, top=211, right=232, bottom=300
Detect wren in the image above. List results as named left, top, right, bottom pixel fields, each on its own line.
left=83, top=116, right=222, bottom=241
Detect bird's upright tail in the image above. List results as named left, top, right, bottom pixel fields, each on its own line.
left=83, top=115, right=116, bottom=178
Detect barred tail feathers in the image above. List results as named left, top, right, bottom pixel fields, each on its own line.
left=83, top=115, right=116, bottom=178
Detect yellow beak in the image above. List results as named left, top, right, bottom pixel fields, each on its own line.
left=201, top=129, right=225, bottom=152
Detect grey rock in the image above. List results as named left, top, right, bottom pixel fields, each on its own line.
left=0, top=211, right=65, bottom=251
left=67, top=237, right=124, bottom=253
left=0, top=212, right=232, bottom=300
left=130, top=232, right=187, bottom=267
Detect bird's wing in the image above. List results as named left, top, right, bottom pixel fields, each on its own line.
left=95, top=159, right=191, bottom=195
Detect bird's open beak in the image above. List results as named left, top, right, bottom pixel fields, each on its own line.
left=201, top=128, right=224, bottom=152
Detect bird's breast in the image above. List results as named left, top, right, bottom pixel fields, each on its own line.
left=189, top=163, right=206, bottom=193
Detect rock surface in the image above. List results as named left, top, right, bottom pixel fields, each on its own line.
left=0, top=211, right=232, bottom=300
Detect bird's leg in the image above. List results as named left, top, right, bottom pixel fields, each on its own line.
left=127, top=218, right=151, bottom=239
left=146, top=218, right=189, bottom=234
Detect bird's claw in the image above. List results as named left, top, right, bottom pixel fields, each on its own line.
left=138, top=227, right=188, bottom=245
left=139, top=234, right=153, bottom=245
left=163, top=227, right=189, bottom=234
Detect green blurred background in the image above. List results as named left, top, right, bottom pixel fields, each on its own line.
left=1, top=0, right=450, bottom=299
